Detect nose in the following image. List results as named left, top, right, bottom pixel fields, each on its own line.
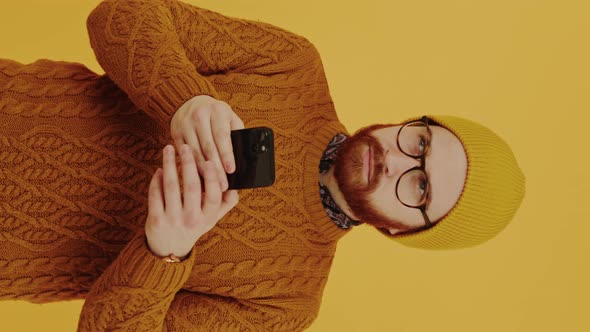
left=382, top=148, right=420, bottom=179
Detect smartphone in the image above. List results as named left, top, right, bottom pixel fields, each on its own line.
left=226, top=126, right=275, bottom=190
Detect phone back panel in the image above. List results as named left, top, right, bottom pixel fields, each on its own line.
left=227, top=127, right=275, bottom=190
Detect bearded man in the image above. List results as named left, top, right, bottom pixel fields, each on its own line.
left=0, top=0, right=525, bottom=331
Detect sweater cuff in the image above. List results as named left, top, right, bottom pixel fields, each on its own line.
left=115, top=231, right=197, bottom=293
left=149, top=72, right=219, bottom=130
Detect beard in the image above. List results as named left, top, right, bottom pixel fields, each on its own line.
left=332, top=124, right=411, bottom=231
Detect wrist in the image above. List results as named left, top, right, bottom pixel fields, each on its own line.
left=154, top=251, right=189, bottom=263
left=145, top=237, right=190, bottom=262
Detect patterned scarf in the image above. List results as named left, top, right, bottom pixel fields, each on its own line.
left=319, top=134, right=361, bottom=229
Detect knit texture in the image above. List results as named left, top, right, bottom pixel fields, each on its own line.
left=0, top=0, right=350, bottom=330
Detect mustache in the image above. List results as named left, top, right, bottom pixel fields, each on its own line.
left=335, top=134, right=385, bottom=193
left=332, top=123, right=415, bottom=230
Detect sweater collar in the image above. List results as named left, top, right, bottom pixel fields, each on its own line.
left=302, top=121, right=355, bottom=243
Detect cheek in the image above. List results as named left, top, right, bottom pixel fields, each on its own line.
left=367, top=182, right=396, bottom=216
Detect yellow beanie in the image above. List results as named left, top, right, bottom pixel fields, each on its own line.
left=383, top=115, right=526, bottom=249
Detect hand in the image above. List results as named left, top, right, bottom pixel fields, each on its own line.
left=145, top=144, right=239, bottom=259
left=170, top=95, right=245, bottom=192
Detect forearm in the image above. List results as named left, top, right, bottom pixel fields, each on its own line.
left=86, top=0, right=317, bottom=131
left=77, top=232, right=196, bottom=331
left=86, top=0, right=219, bottom=130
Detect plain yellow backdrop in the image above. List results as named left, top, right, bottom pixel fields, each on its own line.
left=1, top=0, right=588, bottom=331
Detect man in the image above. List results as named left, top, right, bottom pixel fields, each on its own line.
left=0, top=0, right=525, bottom=331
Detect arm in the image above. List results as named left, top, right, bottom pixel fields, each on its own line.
left=76, top=233, right=317, bottom=331
left=162, top=290, right=317, bottom=332
left=86, top=0, right=315, bottom=130
left=76, top=231, right=197, bottom=331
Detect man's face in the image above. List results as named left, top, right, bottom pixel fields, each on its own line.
left=333, top=121, right=467, bottom=234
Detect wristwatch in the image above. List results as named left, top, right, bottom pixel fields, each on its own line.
left=161, top=253, right=182, bottom=263
left=145, top=237, right=185, bottom=263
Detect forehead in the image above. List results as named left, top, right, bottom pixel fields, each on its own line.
left=425, top=125, right=467, bottom=221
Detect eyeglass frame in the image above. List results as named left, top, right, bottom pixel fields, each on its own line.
left=394, top=116, right=434, bottom=234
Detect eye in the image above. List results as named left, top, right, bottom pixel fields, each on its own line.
left=410, top=135, right=427, bottom=156
left=418, top=136, right=427, bottom=154
left=397, top=169, right=429, bottom=207
left=418, top=178, right=427, bottom=197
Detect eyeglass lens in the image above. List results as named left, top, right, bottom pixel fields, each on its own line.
left=397, top=121, right=430, bottom=207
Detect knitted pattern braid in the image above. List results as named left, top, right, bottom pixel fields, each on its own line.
left=0, top=0, right=349, bottom=331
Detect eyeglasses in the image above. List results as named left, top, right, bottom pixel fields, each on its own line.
left=394, top=116, right=433, bottom=233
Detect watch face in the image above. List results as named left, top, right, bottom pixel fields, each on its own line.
left=163, top=254, right=181, bottom=263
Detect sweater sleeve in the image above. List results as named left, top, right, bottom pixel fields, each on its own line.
left=76, top=231, right=197, bottom=332
left=76, top=233, right=317, bottom=331
left=161, top=290, right=317, bottom=331
left=86, top=0, right=316, bottom=130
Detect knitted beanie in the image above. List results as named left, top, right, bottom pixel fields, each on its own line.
left=379, top=115, right=526, bottom=249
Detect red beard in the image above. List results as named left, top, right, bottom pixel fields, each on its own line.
left=333, top=124, right=411, bottom=231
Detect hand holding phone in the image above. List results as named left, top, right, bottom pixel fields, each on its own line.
left=170, top=95, right=245, bottom=191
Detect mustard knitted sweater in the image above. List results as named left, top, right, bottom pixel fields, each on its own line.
left=0, top=0, right=352, bottom=330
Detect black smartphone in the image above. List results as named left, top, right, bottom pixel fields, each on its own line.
left=226, top=126, right=275, bottom=190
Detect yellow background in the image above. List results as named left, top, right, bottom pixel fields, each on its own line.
left=1, top=0, right=588, bottom=331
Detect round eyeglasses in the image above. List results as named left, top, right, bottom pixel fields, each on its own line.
left=394, top=116, right=434, bottom=233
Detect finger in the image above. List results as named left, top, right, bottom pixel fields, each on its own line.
left=213, top=104, right=244, bottom=174
left=230, top=109, right=245, bottom=131
left=193, top=109, right=227, bottom=190
left=171, top=127, right=186, bottom=153
left=192, top=107, right=217, bottom=162
left=172, top=135, right=187, bottom=162
left=211, top=110, right=235, bottom=175
left=216, top=189, right=239, bottom=220
left=201, top=161, right=222, bottom=216
left=180, top=144, right=201, bottom=217
left=172, top=136, right=193, bottom=185
left=228, top=107, right=245, bottom=174
left=180, top=125, right=207, bottom=176
left=162, top=145, right=182, bottom=216
left=148, top=168, right=165, bottom=218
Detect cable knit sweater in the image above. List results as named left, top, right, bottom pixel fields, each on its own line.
left=0, top=0, right=352, bottom=331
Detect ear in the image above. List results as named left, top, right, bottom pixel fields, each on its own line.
left=387, top=228, right=400, bottom=235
